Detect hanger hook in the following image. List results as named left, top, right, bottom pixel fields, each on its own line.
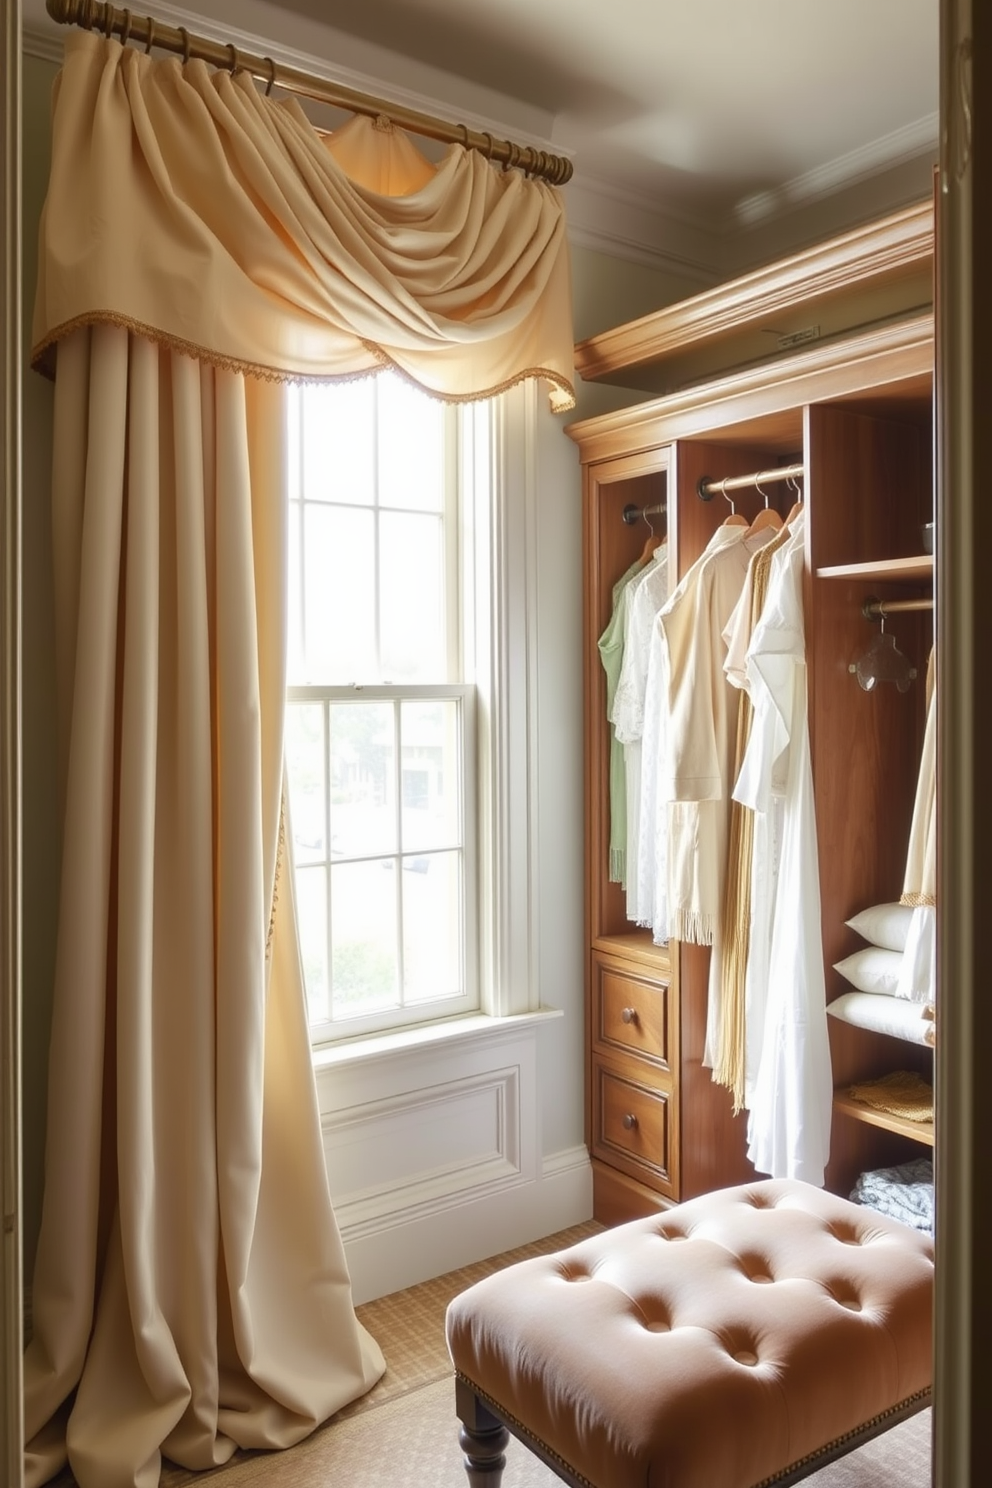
left=713, top=477, right=735, bottom=516
left=754, top=476, right=770, bottom=509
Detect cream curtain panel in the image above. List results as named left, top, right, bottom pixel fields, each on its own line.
left=25, top=29, right=575, bottom=1488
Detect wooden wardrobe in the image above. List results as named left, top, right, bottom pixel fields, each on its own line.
left=567, top=201, right=936, bottom=1223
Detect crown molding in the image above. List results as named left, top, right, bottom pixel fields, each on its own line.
left=563, top=173, right=722, bottom=284
left=731, top=113, right=939, bottom=229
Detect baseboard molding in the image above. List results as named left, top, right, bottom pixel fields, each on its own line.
left=341, top=1145, right=593, bottom=1305
left=20, top=1150, right=593, bottom=1327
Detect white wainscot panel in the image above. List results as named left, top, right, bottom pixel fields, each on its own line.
left=323, top=1066, right=522, bottom=1233
left=314, top=1021, right=539, bottom=1241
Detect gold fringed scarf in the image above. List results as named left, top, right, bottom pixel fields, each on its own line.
left=714, top=524, right=792, bottom=1110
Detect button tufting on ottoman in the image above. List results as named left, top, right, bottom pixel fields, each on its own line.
left=445, top=1179, right=933, bottom=1488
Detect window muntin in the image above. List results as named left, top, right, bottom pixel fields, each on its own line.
left=286, top=377, right=478, bottom=1041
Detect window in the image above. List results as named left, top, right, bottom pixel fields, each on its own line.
left=285, top=374, right=485, bottom=1042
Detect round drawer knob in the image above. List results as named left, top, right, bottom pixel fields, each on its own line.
left=622, top=1113, right=638, bottom=1131
left=621, top=1007, right=637, bottom=1025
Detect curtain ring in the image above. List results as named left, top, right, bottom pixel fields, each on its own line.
left=177, top=26, right=191, bottom=65
left=120, top=8, right=132, bottom=46
left=144, top=17, right=155, bottom=54
left=226, top=42, right=241, bottom=76
left=263, top=55, right=277, bottom=96
left=456, top=123, right=470, bottom=150
left=479, top=131, right=494, bottom=161
left=101, top=2, right=115, bottom=39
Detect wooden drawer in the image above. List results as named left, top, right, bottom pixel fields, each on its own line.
left=591, top=952, right=672, bottom=1069
left=591, top=1055, right=676, bottom=1198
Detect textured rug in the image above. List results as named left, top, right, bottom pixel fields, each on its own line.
left=165, top=1384, right=931, bottom=1488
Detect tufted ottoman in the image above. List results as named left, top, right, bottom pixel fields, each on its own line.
left=444, top=1179, right=933, bottom=1488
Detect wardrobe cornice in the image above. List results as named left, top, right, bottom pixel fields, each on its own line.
left=574, top=199, right=934, bottom=391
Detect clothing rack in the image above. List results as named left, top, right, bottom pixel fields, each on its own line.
left=44, top=0, right=574, bottom=185
left=697, top=462, right=806, bottom=501
left=622, top=501, right=667, bottom=525
left=863, top=597, right=934, bottom=619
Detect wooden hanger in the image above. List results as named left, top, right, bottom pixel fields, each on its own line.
left=745, top=477, right=783, bottom=538
left=745, top=505, right=783, bottom=537
left=713, top=478, right=748, bottom=527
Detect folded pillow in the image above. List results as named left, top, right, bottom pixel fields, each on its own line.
left=827, top=991, right=931, bottom=1046
left=845, top=901, right=914, bottom=952
left=834, top=946, right=903, bottom=996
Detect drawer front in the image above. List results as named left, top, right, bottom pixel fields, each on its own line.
left=593, top=957, right=671, bottom=1068
left=591, top=1058, right=676, bottom=1197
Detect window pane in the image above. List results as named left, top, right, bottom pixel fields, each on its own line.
left=380, top=512, right=444, bottom=682
left=402, top=849, right=462, bottom=1003
left=400, top=698, right=461, bottom=852
left=302, top=381, right=374, bottom=505
left=296, top=865, right=329, bottom=1023
left=331, top=859, right=399, bottom=1017
left=304, top=505, right=376, bottom=683
left=286, top=702, right=326, bottom=865
left=329, top=702, right=397, bottom=858
left=378, top=374, right=444, bottom=512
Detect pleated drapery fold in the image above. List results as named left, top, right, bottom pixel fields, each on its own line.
left=24, top=328, right=386, bottom=1488
left=31, top=31, right=575, bottom=409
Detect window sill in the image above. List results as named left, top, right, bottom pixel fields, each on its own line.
left=312, top=1006, right=564, bottom=1072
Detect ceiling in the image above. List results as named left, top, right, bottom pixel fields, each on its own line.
left=279, top=0, right=938, bottom=212
left=274, top=0, right=939, bottom=259
left=24, top=0, right=940, bottom=277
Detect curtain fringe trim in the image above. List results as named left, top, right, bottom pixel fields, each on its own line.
left=266, top=794, right=287, bottom=964
left=30, top=312, right=576, bottom=409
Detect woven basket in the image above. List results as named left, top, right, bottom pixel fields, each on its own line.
left=847, top=1069, right=934, bottom=1123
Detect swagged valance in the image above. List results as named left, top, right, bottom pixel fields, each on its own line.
left=31, top=29, right=576, bottom=409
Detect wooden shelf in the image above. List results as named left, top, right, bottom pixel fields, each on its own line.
left=817, top=555, right=933, bottom=582
left=833, top=1090, right=934, bottom=1146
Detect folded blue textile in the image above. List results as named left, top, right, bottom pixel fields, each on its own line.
left=850, top=1156, right=934, bottom=1234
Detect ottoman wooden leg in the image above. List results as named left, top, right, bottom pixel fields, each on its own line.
left=456, top=1377, right=510, bottom=1487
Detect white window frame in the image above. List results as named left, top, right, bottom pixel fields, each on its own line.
left=287, top=377, right=543, bottom=1046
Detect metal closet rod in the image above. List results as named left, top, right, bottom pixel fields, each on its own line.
left=697, top=461, right=806, bottom=501
left=863, top=596, right=934, bottom=619
left=44, top=0, right=574, bottom=185
left=622, top=501, right=667, bottom=525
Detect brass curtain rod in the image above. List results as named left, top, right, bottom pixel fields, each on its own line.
left=45, top=0, right=574, bottom=185
left=698, top=462, right=806, bottom=501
